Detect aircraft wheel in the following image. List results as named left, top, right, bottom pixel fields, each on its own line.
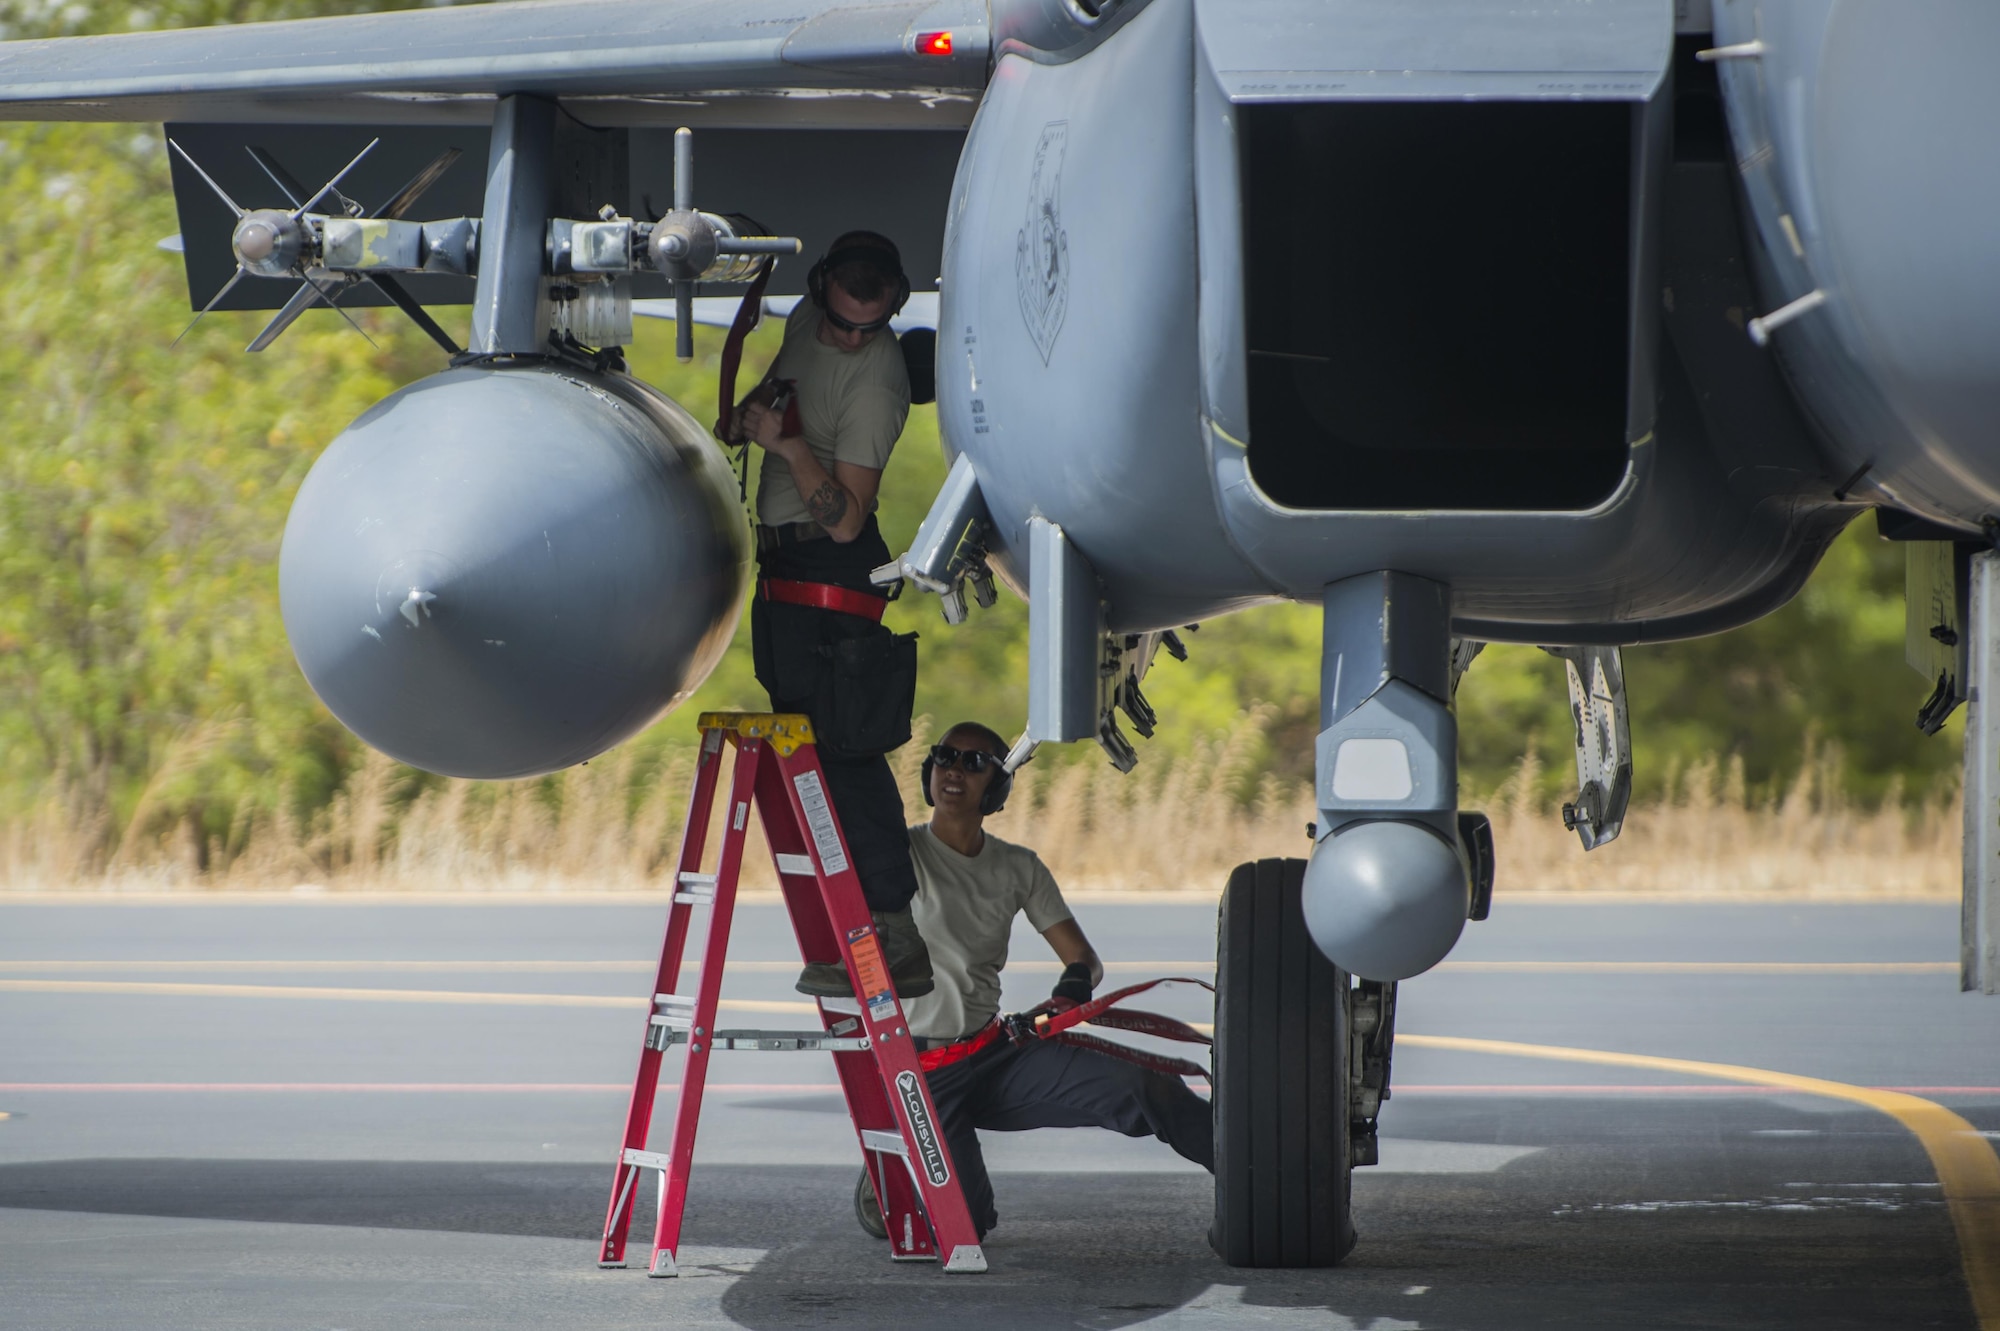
left=854, top=1166, right=888, bottom=1240
left=1211, top=857, right=1356, bottom=1267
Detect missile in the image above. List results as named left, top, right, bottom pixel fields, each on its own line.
left=278, top=361, right=750, bottom=779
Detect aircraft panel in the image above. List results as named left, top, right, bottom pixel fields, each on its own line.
left=1196, top=0, right=1669, bottom=102
left=0, top=0, right=988, bottom=127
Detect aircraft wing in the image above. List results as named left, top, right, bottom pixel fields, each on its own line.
left=633, top=291, right=938, bottom=335
left=0, top=0, right=990, bottom=127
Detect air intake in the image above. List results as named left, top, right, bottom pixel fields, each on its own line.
left=1241, top=100, right=1636, bottom=511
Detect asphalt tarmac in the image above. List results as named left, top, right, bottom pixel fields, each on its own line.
left=1, top=892, right=1995, bottom=1330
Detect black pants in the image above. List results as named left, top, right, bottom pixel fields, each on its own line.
left=750, top=518, right=918, bottom=915
left=926, top=1038, right=1216, bottom=1238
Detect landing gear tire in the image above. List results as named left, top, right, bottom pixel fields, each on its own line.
left=855, top=1166, right=888, bottom=1240
left=1211, top=857, right=1356, bottom=1267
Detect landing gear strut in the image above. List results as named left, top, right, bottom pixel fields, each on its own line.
left=1347, top=977, right=1397, bottom=1168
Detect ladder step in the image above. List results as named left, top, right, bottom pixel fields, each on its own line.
left=818, top=996, right=863, bottom=1016
left=652, top=994, right=696, bottom=1029
left=622, top=1147, right=673, bottom=1171
left=718, top=1029, right=870, bottom=1052
left=673, top=872, right=717, bottom=905
left=652, top=1028, right=871, bottom=1052
left=861, top=1128, right=909, bottom=1157
left=775, top=853, right=815, bottom=877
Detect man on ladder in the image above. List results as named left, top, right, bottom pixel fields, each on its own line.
left=731, top=231, right=934, bottom=1001
left=869, top=721, right=1217, bottom=1240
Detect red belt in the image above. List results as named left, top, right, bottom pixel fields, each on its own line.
left=759, top=578, right=888, bottom=622
left=918, top=1018, right=1007, bottom=1072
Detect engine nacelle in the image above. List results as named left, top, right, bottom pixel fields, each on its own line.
left=278, top=362, right=749, bottom=779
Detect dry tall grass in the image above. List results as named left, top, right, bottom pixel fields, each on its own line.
left=0, top=718, right=1959, bottom=896
left=1479, top=746, right=1957, bottom=896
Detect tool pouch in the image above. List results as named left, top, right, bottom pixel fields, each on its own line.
left=811, top=625, right=917, bottom=759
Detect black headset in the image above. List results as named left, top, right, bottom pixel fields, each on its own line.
left=921, top=743, right=1013, bottom=815
left=805, top=238, right=912, bottom=318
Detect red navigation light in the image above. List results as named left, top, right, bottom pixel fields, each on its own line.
left=916, top=30, right=953, bottom=56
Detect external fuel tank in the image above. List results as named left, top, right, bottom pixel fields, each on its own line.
left=278, top=361, right=749, bottom=779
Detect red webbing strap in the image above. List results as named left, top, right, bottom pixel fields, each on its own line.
left=1053, top=1030, right=1211, bottom=1082
left=1030, top=976, right=1214, bottom=1042
left=919, top=978, right=1215, bottom=1077
left=1083, top=1007, right=1211, bottom=1046
left=1034, top=976, right=1215, bottom=1081
left=712, top=258, right=775, bottom=444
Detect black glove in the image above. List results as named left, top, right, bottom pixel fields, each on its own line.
left=1051, top=961, right=1094, bottom=1007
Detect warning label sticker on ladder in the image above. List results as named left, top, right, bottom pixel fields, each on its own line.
left=848, top=926, right=897, bottom=1024
left=792, top=772, right=850, bottom=876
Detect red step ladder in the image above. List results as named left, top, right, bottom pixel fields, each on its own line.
left=597, top=711, right=987, bottom=1276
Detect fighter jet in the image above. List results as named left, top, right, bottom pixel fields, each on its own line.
left=0, top=0, right=1995, bottom=1268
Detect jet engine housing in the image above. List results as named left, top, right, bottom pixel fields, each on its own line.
left=947, top=0, right=1857, bottom=645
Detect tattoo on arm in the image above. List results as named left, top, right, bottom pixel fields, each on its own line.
left=806, top=480, right=850, bottom=529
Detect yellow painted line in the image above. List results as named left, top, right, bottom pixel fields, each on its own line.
left=1402, top=1033, right=2000, bottom=1329
left=0, top=958, right=1216, bottom=973
left=0, top=979, right=816, bottom=1015
left=0, top=959, right=1953, bottom=976
left=0, top=893, right=687, bottom=906
left=0, top=960, right=658, bottom=973
left=0, top=890, right=1957, bottom=906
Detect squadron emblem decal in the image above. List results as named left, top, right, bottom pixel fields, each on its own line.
left=1015, top=122, right=1070, bottom=364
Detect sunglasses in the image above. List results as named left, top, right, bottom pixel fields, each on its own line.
left=821, top=303, right=894, bottom=335
left=930, top=743, right=1000, bottom=775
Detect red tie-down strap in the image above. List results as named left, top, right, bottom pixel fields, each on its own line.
left=1029, top=977, right=1214, bottom=1042
left=713, top=257, right=776, bottom=445
left=1075, top=1005, right=1212, bottom=1046
left=920, top=977, right=1216, bottom=1077
left=1028, top=977, right=1215, bottom=1081
left=1052, top=1030, right=1213, bottom=1082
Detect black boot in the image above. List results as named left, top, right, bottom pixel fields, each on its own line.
left=795, top=907, right=935, bottom=998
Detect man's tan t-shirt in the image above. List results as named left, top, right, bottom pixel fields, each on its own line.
left=754, top=298, right=910, bottom=528
left=900, top=824, right=1074, bottom=1042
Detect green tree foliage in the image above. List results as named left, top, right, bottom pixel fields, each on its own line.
left=0, top=0, right=427, bottom=42
left=0, top=0, right=1966, bottom=873
left=0, top=120, right=426, bottom=840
